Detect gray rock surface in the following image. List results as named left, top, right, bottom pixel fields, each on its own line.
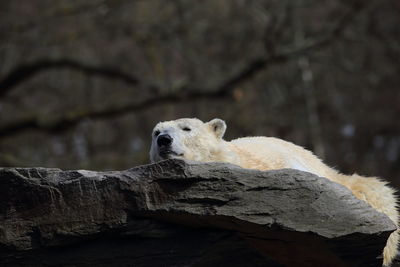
left=0, top=159, right=396, bottom=267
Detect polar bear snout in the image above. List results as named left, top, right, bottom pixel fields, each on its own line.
left=155, top=133, right=184, bottom=159
left=157, top=134, right=173, bottom=147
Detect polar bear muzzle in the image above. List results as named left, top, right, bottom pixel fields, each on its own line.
left=157, top=134, right=173, bottom=147
left=155, top=133, right=184, bottom=159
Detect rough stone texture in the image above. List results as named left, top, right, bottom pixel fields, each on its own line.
left=0, top=159, right=396, bottom=267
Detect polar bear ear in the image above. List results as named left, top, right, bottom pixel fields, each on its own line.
left=207, top=118, right=226, bottom=139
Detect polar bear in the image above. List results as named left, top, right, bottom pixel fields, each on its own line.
left=150, top=117, right=398, bottom=266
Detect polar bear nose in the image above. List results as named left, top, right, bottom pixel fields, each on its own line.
left=157, top=134, right=173, bottom=147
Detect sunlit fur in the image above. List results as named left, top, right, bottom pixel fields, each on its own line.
left=150, top=118, right=398, bottom=266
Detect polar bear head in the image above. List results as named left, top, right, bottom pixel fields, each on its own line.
left=150, top=118, right=227, bottom=163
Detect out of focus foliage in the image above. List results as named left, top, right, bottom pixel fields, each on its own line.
left=0, top=0, right=399, bottom=186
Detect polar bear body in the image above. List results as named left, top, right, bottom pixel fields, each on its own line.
left=150, top=118, right=398, bottom=266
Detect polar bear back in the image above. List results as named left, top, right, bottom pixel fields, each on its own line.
left=230, top=137, right=336, bottom=179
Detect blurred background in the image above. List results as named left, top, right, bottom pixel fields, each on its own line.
left=0, top=0, right=399, bottom=187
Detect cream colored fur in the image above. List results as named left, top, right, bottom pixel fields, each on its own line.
left=150, top=118, right=398, bottom=266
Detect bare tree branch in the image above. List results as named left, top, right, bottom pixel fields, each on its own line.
left=0, top=1, right=366, bottom=138
left=275, top=1, right=364, bottom=57
left=0, top=59, right=140, bottom=97
left=0, top=88, right=228, bottom=138
left=219, top=0, right=365, bottom=92
left=0, top=0, right=131, bottom=40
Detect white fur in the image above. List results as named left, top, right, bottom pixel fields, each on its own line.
left=150, top=118, right=399, bottom=266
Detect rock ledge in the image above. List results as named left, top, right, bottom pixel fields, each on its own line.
left=0, top=159, right=395, bottom=267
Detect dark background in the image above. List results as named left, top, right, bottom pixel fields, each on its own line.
left=0, top=0, right=399, bottom=187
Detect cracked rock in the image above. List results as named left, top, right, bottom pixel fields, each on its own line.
left=0, top=159, right=396, bottom=267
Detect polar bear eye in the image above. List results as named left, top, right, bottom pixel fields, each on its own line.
left=154, top=130, right=160, bottom=137
left=182, top=127, right=191, bottom=132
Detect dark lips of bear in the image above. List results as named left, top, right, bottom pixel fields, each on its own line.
left=159, top=149, right=183, bottom=159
